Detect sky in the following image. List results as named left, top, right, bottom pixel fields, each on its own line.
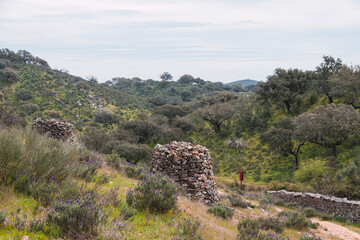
left=1, top=0, right=360, bottom=83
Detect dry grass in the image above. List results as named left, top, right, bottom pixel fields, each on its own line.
left=177, top=197, right=239, bottom=240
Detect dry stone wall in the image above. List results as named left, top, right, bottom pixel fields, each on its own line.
left=33, top=118, right=78, bottom=144
left=268, top=190, right=360, bottom=223
left=151, top=141, right=220, bottom=205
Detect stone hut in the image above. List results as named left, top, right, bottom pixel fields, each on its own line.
left=33, top=118, right=78, bottom=144
left=151, top=141, right=220, bottom=205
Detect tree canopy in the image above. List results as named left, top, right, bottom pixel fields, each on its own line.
left=261, top=117, right=303, bottom=168
left=256, top=68, right=313, bottom=113
left=295, top=104, right=360, bottom=158
left=315, top=55, right=344, bottom=103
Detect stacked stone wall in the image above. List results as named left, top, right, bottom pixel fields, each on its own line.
left=151, top=141, right=219, bottom=205
left=33, top=118, right=78, bottom=144
left=268, top=190, right=360, bottom=223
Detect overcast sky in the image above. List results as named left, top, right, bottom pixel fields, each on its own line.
left=1, top=0, right=360, bottom=83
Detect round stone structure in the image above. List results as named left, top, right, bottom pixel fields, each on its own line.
left=151, top=141, right=220, bottom=205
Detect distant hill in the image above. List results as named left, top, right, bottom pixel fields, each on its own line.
left=226, top=79, right=260, bottom=87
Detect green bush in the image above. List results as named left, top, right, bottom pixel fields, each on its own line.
left=273, top=199, right=285, bottom=206
left=284, top=202, right=299, bottom=210
left=78, top=154, right=102, bottom=182
left=120, top=204, right=137, bottom=220
left=15, top=89, right=34, bottom=101
left=30, top=219, right=44, bottom=232
left=106, top=153, right=123, bottom=170
left=0, top=210, right=5, bottom=224
left=284, top=212, right=317, bottom=230
left=57, top=182, right=81, bottom=202
left=207, top=203, right=234, bottom=219
left=258, top=217, right=284, bottom=233
left=115, top=142, right=152, bottom=164
left=228, top=194, right=254, bottom=208
left=126, top=173, right=179, bottom=212
left=14, top=175, right=31, bottom=195
left=20, top=102, right=39, bottom=115
left=46, top=190, right=104, bottom=238
left=303, top=208, right=318, bottom=218
left=294, top=158, right=331, bottom=190
left=320, top=213, right=334, bottom=221
left=14, top=216, right=25, bottom=230
left=30, top=180, right=59, bottom=206
left=0, top=128, right=24, bottom=183
left=0, top=127, right=88, bottom=185
left=124, top=164, right=150, bottom=180
left=237, top=218, right=260, bottom=238
left=176, top=217, right=201, bottom=239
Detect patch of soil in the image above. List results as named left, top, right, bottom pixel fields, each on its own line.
left=312, top=218, right=360, bottom=240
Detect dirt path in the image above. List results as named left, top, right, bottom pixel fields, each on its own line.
left=311, top=218, right=360, bottom=240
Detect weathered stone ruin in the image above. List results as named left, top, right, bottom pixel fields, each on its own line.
left=33, top=118, right=78, bottom=144
left=151, top=141, right=220, bottom=205
left=268, top=190, right=360, bottom=223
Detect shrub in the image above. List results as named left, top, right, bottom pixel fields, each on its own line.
left=320, top=213, right=334, bottom=221
left=278, top=210, right=293, bottom=218
left=30, top=219, right=44, bottom=232
left=228, top=194, right=254, bottom=208
left=115, top=142, right=152, bottom=164
left=284, top=212, right=317, bottom=230
left=14, top=216, right=25, bottom=230
left=273, top=199, right=285, bottom=207
left=95, top=111, right=119, bottom=126
left=30, top=180, right=59, bottom=206
left=124, top=164, right=150, bottom=180
left=0, top=128, right=24, bottom=183
left=0, top=210, right=5, bottom=224
left=284, top=202, right=299, bottom=210
left=258, top=217, right=284, bottom=233
left=106, top=153, right=122, bottom=170
left=251, top=232, right=288, bottom=240
left=120, top=204, right=137, bottom=220
left=237, top=218, right=260, bottom=238
left=58, top=182, right=81, bottom=202
left=46, top=190, right=104, bottom=238
left=176, top=217, right=201, bottom=239
left=294, top=158, right=331, bottom=190
left=20, top=102, right=39, bottom=115
left=15, top=89, right=34, bottom=101
left=0, top=67, right=18, bottom=84
left=207, top=203, right=234, bottom=219
left=14, top=175, right=31, bottom=195
left=300, top=233, right=322, bottom=240
left=126, top=173, right=179, bottom=212
left=0, top=127, right=88, bottom=185
left=78, top=154, right=101, bottom=182
left=303, top=208, right=318, bottom=218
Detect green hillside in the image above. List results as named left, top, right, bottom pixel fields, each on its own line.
left=1, top=49, right=360, bottom=200
left=1, top=49, right=360, bottom=239
left=225, top=79, right=260, bottom=87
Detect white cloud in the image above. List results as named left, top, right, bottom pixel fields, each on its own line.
left=0, top=0, right=360, bottom=82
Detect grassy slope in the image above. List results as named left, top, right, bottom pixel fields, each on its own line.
left=3, top=167, right=360, bottom=240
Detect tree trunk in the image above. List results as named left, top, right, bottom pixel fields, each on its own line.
left=214, top=123, right=221, bottom=132
left=294, top=154, right=299, bottom=169
left=332, top=145, right=337, bottom=158
left=284, top=101, right=291, bottom=113
left=327, top=95, right=333, bottom=104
